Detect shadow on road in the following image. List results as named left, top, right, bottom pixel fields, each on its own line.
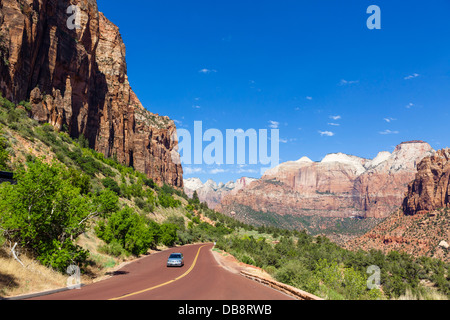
left=105, top=270, right=129, bottom=276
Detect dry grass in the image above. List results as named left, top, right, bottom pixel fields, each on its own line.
left=396, top=287, right=448, bottom=300
left=0, top=247, right=68, bottom=298
left=152, top=205, right=188, bottom=224
left=0, top=228, right=129, bottom=298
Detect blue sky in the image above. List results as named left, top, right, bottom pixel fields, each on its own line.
left=97, top=0, right=450, bottom=183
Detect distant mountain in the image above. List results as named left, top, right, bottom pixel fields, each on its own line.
left=216, top=141, right=435, bottom=237
left=184, top=177, right=257, bottom=209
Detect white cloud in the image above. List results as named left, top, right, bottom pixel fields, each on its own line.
left=329, top=115, right=341, bottom=120
left=192, top=105, right=201, bottom=109
left=236, top=168, right=258, bottom=174
left=406, top=103, right=414, bottom=109
left=184, top=167, right=204, bottom=174
left=199, top=68, right=217, bottom=74
left=404, top=73, right=420, bottom=80
left=279, top=138, right=288, bottom=143
left=209, top=168, right=227, bottom=174
left=268, top=120, right=280, bottom=129
left=379, top=129, right=399, bottom=135
left=339, top=79, right=359, bottom=86
left=319, top=131, right=335, bottom=137
left=306, top=96, right=313, bottom=100
left=384, top=117, right=396, bottom=123
left=328, top=123, right=340, bottom=126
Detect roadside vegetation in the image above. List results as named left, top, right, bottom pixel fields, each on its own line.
left=212, top=223, right=450, bottom=300
left=0, top=95, right=449, bottom=300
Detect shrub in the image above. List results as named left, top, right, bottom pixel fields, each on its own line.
left=101, top=177, right=121, bottom=195
left=98, top=240, right=128, bottom=258
left=0, top=94, right=15, bottom=110
left=159, top=223, right=179, bottom=247
left=18, top=100, right=31, bottom=111
left=143, top=177, right=157, bottom=189
left=0, top=135, right=9, bottom=170
left=78, top=134, right=89, bottom=149
left=158, top=192, right=181, bottom=208
left=134, top=197, right=147, bottom=210
left=96, top=207, right=157, bottom=256
left=343, top=267, right=369, bottom=300
left=0, top=159, right=110, bottom=272
left=7, top=107, right=24, bottom=124
left=274, top=260, right=320, bottom=294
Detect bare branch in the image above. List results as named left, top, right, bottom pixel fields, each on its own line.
left=10, top=242, right=25, bottom=268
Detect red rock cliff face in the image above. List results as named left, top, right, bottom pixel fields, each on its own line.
left=353, top=141, right=435, bottom=218
left=403, top=148, right=450, bottom=215
left=0, top=0, right=183, bottom=187
left=345, top=149, right=450, bottom=260
left=217, top=142, right=434, bottom=221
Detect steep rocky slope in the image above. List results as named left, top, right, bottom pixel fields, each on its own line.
left=344, top=208, right=450, bottom=262
left=403, top=148, right=450, bottom=215
left=0, top=0, right=182, bottom=186
left=184, top=177, right=257, bottom=209
left=344, top=148, right=450, bottom=261
left=217, top=141, right=434, bottom=235
left=354, top=141, right=435, bottom=218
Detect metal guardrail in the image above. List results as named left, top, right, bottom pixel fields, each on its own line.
left=240, top=270, right=324, bottom=301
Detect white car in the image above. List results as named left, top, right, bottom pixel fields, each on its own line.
left=167, top=253, right=184, bottom=267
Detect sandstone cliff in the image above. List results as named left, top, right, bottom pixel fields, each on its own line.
left=217, top=141, right=434, bottom=233
left=403, top=148, right=450, bottom=215
left=0, top=0, right=182, bottom=187
left=353, top=141, right=435, bottom=218
left=346, top=149, right=450, bottom=261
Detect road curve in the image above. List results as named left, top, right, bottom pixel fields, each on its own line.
left=29, top=243, right=294, bottom=300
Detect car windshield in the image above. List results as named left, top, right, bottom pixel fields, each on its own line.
left=169, top=254, right=182, bottom=259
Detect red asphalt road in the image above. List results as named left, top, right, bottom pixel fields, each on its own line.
left=29, top=243, right=294, bottom=300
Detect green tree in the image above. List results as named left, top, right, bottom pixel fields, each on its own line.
left=0, top=159, right=115, bottom=272
left=159, top=223, right=179, bottom=247
left=0, top=135, right=9, bottom=170
left=78, top=134, right=89, bottom=149
left=158, top=192, right=181, bottom=208
left=192, top=190, right=200, bottom=205
left=68, top=168, right=91, bottom=195
left=102, top=177, right=121, bottom=196
left=96, top=207, right=156, bottom=256
left=343, top=267, right=369, bottom=300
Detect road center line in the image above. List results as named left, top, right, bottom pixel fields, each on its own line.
left=109, top=245, right=207, bottom=300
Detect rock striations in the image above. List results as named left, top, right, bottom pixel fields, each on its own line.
left=0, top=0, right=182, bottom=187
left=345, top=148, right=450, bottom=261
left=217, top=141, right=435, bottom=232
left=403, top=148, right=450, bottom=215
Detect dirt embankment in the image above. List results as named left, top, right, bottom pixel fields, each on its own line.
left=211, top=247, right=323, bottom=300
